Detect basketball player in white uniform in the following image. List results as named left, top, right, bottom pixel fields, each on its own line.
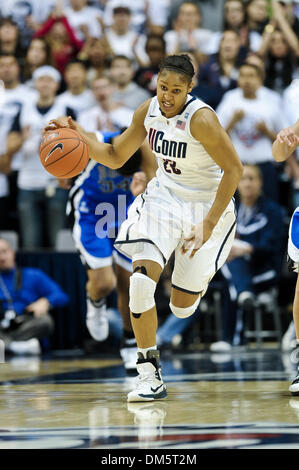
left=272, top=119, right=299, bottom=395
left=46, top=54, right=243, bottom=402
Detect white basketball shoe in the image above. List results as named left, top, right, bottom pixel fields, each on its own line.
left=86, top=298, right=109, bottom=342
left=127, top=349, right=167, bottom=402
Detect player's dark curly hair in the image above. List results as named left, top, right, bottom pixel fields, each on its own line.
left=159, top=54, right=195, bottom=83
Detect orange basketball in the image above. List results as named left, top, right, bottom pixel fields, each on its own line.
left=40, top=127, right=89, bottom=178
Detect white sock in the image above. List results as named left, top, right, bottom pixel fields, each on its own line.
left=138, top=345, right=157, bottom=357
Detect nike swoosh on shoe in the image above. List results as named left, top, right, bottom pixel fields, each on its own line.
left=150, top=384, right=164, bottom=393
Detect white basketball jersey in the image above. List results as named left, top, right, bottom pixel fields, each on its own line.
left=144, top=95, right=222, bottom=201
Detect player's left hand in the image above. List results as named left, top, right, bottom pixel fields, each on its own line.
left=181, top=219, right=215, bottom=258
left=130, top=171, right=147, bottom=197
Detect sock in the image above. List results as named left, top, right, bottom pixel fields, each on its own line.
left=138, top=345, right=157, bottom=357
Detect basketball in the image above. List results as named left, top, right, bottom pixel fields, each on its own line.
left=39, top=127, right=89, bottom=178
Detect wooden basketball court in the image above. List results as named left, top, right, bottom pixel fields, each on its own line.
left=0, top=346, right=299, bottom=450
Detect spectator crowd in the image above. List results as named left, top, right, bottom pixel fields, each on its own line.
left=0, top=0, right=299, bottom=353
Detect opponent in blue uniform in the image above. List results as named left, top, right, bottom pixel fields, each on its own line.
left=64, top=130, right=156, bottom=370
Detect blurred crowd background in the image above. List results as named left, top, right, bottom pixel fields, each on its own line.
left=0, top=0, right=299, bottom=354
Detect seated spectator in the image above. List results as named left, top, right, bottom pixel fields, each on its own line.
left=219, top=0, right=262, bottom=51
left=216, top=63, right=285, bottom=201
left=193, top=29, right=246, bottom=109
left=77, top=37, right=112, bottom=85
left=134, top=34, right=166, bottom=95
left=78, top=75, right=134, bottom=133
left=0, top=0, right=55, bottom=48
left=0, top=54, right=38, bottom=229
left=63, top=0, right=103, bottom=42
left=0, top=124, right=26, bottom=230
left=258, top=25, right=298, bottom=94
left=8, top=65, right=75, bottom=249
left=212, top=164, right=285, bottom=350
left=22, top=38, right=52, bottom=86
left=33, top=6, right=84, bottom=75
left=109, top=55, right=151, bottom=110
left=279, top=0, right=299, bottom=37
left=103, top=6, right=148, bottom=66
left=0, top=237, right=68, bottom=355
left=163, top=2, right=219, bottom=66
left=0, top=17, right=25, bottom=64
left=56, top=60, right=96, bottom=116
left=103, top=0, right=148, bottom=34
left=246, top=0, right=269, bottom=36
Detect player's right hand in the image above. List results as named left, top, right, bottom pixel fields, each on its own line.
left=276, top=127, right=299, bottom=147
left=43, top=115, right=69, bottom=132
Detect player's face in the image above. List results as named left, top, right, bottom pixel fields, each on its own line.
left=157, top=70, right=193, bottom=118
left=238, top=166, right=262, bottom=200
left=0, top=240, right=15, bottom=271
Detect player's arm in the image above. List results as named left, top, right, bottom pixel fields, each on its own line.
left=47, top=101, right=150, bottom=169
left=272, top=119, right=299, bottom=162
left=192, top=108, right=243, bottom=227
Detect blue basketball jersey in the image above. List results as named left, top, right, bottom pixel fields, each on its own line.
left=66, top=131, right=135, bottom=269
left=72, top=131, right=134, bottom=208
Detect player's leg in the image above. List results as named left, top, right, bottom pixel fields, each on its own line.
left=127, top=250, right=167, bottom=402
left=293, top=274, right=299, bottom=343
left=287, top=208, right=299, bottom=394
left=169, top=204, right=236, bottom=343
left=113, top=254, right=137, bottom=372
left=86, top=266, right=116, bottom=342
left=68, top=190, right=115, bottom=342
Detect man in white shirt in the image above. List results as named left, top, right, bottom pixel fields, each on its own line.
left=216, top=63, right=285, bottom=201
left=163, top=2, right=218, bottom=65
left=78, top=75, right=134, bottom=133
left=109, top=55, right=151, bottom=110
left=56, top=60, right=96, bottom=117
left=104, top=6, right=148, bottom=66
left=63, top=0, right=103, bottom=41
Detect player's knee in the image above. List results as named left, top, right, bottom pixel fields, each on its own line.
left=129, top=267, right=157, bottom=315
left=169, top=296, right=201, bottom=319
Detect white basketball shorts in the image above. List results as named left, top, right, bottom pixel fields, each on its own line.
left=114, top=177, right=236, bottom=294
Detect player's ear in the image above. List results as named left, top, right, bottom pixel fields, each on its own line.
left=188, top=80, right=194, bottom=93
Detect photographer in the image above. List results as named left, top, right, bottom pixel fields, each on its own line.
left=0, top=238, right=69, bottom=355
